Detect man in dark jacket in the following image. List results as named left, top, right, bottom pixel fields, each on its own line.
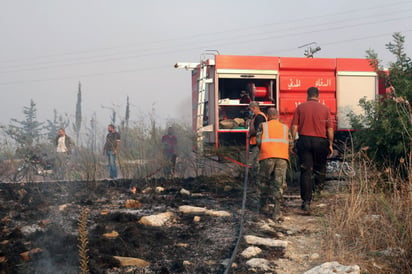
left=103, top=124, right=121, bottom=179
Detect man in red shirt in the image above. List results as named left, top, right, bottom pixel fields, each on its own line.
left=291, top=87, right=334, bottom=211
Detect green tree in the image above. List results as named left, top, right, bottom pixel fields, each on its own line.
left=120, top=96, right=131, bottom=148
left=350, top=33, right=412, bottom=169
left=4, top=99, right=44, bottom=148
left=386, top=33, right=412, bottom=101
left=125, top=96, right=130, bottom=128
left=73, top=82, right=82, bottom=145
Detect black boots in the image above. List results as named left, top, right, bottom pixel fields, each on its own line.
left=301, top=200, right=311, bottom=211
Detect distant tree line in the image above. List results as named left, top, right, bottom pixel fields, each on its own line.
left=0, top=81, right=192, bottom=169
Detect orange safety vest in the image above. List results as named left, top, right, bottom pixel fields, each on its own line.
left=259, top=119, right=289, bottom=161
left=249, top=112, right=267, bottom=145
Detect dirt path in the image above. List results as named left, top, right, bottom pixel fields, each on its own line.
left=239, top=191, right=328, bottom=273
left=273, top=197, right=326, bottom=273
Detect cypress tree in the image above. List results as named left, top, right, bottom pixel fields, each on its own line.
left=73, top=82, right=82, bottom=145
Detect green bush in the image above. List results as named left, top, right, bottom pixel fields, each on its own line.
left=349, top=33, right=412, bottom=173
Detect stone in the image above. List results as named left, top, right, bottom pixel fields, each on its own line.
left=178, top=205, right=231, bottom=217
left=304, top=261, right=360, bottom=274
left=246, top=258, right=274, bottom=271
left=241, top=246, right=262, bottom=258
left=58, top=204, right=69, bottom=211
left=20, top=248, right=42, bottom=261
left=155, top=186, right=165, bottom=193
left=286, top=230, right=294, bottom=235
left=205, top=209, right=231, bottom=217
left=139, top=212, right=174, bottom=227
left=258, top=223, right=276, bottom=233
left=113, top=256, right=150, bottom=267
left=178, top=205, right=207, bottom=214
left=103, top=230, right=119, bottom=239
left=141, top=187, right=152, bottom=194
left=100, top=209, right=110, bottom=215
left=223, top=185, right=233, bottom=192
left=244, top=235, right=288, bottom=248
left=125, top=199, right=142, bottom=209
left=180, top=188, right=191, bottom=195
left=20, top=224, right=44, bottom=236
left=310, top=253, right=320, bottom=260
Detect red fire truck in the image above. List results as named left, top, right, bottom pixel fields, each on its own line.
left=175, top=54, right=383, bottom=163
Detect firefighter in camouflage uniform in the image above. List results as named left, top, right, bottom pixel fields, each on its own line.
left=256, top=107, right=290, bottom=219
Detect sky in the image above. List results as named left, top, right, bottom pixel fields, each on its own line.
left=0, top=0, right=411, bottom=138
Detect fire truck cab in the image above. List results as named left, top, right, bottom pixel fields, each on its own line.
left=176, top=54, right=380, bottom=162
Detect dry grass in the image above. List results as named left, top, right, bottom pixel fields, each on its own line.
left=323, top=153, right=412, bottom=273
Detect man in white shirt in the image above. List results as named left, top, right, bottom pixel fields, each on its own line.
left=54, top=128, right=75, bottom=180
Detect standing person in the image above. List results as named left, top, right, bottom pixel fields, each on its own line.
left=247, top=101, right=267, bottom=211
left=256, top=108, right=290, bottom=219
left=54, top=128, right=74, bottom=180
left=290, top=87, right=334, bottom=211
left=103, top=124, right=121, bottom=179
left=248, top=101, right=267, bottom=176
left=54, top=128, right=75, bottom=180
left=161, top=127, right=177, bottom=177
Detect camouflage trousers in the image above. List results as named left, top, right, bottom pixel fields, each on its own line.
left=246, top=145, right=261, bottom=211
left=248, top=145, right=260, bottom=178
left=256, top=158, right=288, bottom=216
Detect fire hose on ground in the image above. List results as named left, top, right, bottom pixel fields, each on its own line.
left=223, top=139, right=250, bottom=274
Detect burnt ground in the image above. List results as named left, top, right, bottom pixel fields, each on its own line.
left=0, top=176, right=296, bottom=274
